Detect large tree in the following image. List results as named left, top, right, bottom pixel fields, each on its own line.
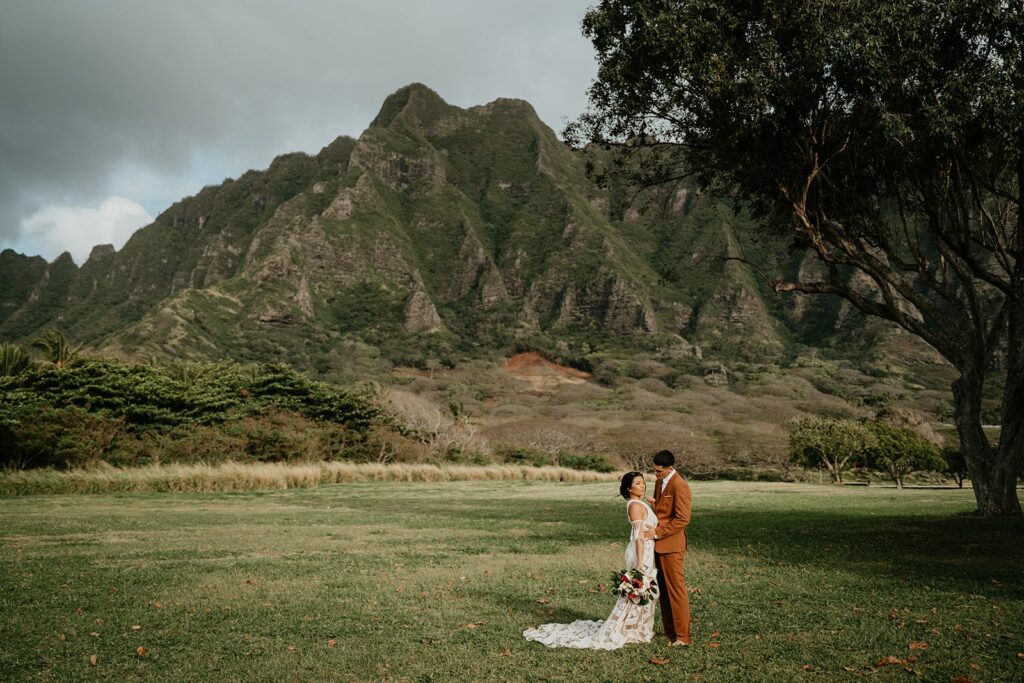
left=567, top=0, right=1023, bottom=515
left=788, top=416, right=875, bottom=484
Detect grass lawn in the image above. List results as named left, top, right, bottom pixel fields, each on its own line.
left=1, top=481, right=1022, bottom=682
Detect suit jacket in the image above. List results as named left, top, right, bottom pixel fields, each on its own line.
left=653, top=471, right=692, bottom=554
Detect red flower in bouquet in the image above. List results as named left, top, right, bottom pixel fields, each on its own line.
left=610, top=568, right=659, bottom=606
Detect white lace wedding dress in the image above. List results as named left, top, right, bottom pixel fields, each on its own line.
left=523, top=499, right=657, bottom=650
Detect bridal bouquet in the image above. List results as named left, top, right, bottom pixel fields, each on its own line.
left=611, top=568, right=659, bottom=606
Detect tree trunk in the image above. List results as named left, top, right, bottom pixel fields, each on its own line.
left=992, top=293, right=1024, bottom=514
left=953, top=364, right=1023, bottom=516
left=826, top=458, right=843, bottom=483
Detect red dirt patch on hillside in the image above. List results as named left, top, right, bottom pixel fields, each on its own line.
left=504, top=352, right=590, bottom=379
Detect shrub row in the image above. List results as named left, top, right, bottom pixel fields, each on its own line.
left=0, top=359, right=386, bottom=469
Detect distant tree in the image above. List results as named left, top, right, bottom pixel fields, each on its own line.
left=863, top=422, right=945, bottom=488
left=568, top=0, right=1024, bottom=515
left=941, top=447, right=970, bottom=489
left=31, top=329, right=82, bottom=370
left=788, top=416, right=875, bottom=484
left=0, top=343, right=32, bottom=377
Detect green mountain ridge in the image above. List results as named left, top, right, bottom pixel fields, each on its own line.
left=0, top=83, right=943, bottom=382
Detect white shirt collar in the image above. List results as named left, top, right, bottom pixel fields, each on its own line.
left=660, top=468, right=676, bottom=487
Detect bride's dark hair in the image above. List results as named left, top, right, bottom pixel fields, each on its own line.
left=619, top=471, right=642, bottom=500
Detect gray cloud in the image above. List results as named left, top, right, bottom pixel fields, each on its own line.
left=0, top=0, right=596, bottom=259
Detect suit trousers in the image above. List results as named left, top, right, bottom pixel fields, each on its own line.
left=655, top=551, right=690, bottom=643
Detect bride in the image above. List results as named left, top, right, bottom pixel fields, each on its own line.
left=523, top=471, right=657, bottom=649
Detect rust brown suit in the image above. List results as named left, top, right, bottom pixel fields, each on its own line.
left=652, top=471, right=692, bottom=643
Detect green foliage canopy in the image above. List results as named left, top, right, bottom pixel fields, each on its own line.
left=863, top=422, right=945, bottom=488
left=0, top=359, right=380, bottom=432
left=0, top=359, right=384, bottom=469
left=788, top=416, right=874, bottom=484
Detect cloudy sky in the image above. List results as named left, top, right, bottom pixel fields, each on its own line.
left=0, top=1, right=597, bottom=264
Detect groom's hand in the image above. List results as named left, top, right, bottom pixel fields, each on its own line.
left=643, top=527, right=657, bottom=540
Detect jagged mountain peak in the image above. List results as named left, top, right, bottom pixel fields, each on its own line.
left=52, top=251, right=77, bottom=267
left=370, top=82, right=455, bottom=130
left=1, top=249, right=46, bottom=265
left=86, top=244, right=117, bottom=262
left=0, top=83, right=917, bottom=377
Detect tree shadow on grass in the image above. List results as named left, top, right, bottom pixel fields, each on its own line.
left=690, top=507, right=1024, bottom=599
left=477, top=588, right=608, bottom=630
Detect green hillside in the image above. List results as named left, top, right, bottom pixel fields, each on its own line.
left=0, top=84, right=947, bottom=385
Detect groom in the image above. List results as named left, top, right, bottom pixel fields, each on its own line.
left=645, top=449, right=692, bottom=646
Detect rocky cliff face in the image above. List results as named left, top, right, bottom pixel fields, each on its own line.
left=0, top=84, right=913, bottom=371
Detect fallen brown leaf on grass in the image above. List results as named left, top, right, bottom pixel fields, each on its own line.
left=131, top=625, right=141, bottom=631
left=245, top=578, right=257, bottom=585
left=707, top=642, right=720, bottom=649
left=327, top=639, right=336, bottom=647
left=152, top=601, right=163, bottom=609
left=842, top=666, right=857, bottom=672
left=876, top=656, right=906, bottom=667
left=136, top=646, right=147, bottom=656
left=649, top=658, right=669, bottom=665
left=802, top=664, right=813, bottom=671
left=949, top=676, right=971, bottom=683
left=57, top=633, right=66, bottom=641
left=89, top=632, right=100, bottom=638
left=89, top=655, right=97, bottom=667
left=462, top=622, right=484, bottom=629
left=969, top=663, right=980, bottom=670
left=710, top=631, right=720, bottom=638
left=535, top=598, right=549, bottom=605
left=498, top=647, right=511, bottom=657
left=909, top=641, right=929, bottom=650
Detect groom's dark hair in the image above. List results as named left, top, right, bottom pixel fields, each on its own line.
left=653, top=450, right=675, bottom=467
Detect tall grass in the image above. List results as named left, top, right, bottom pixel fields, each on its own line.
left=0, top=461, right=618, bottom=495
